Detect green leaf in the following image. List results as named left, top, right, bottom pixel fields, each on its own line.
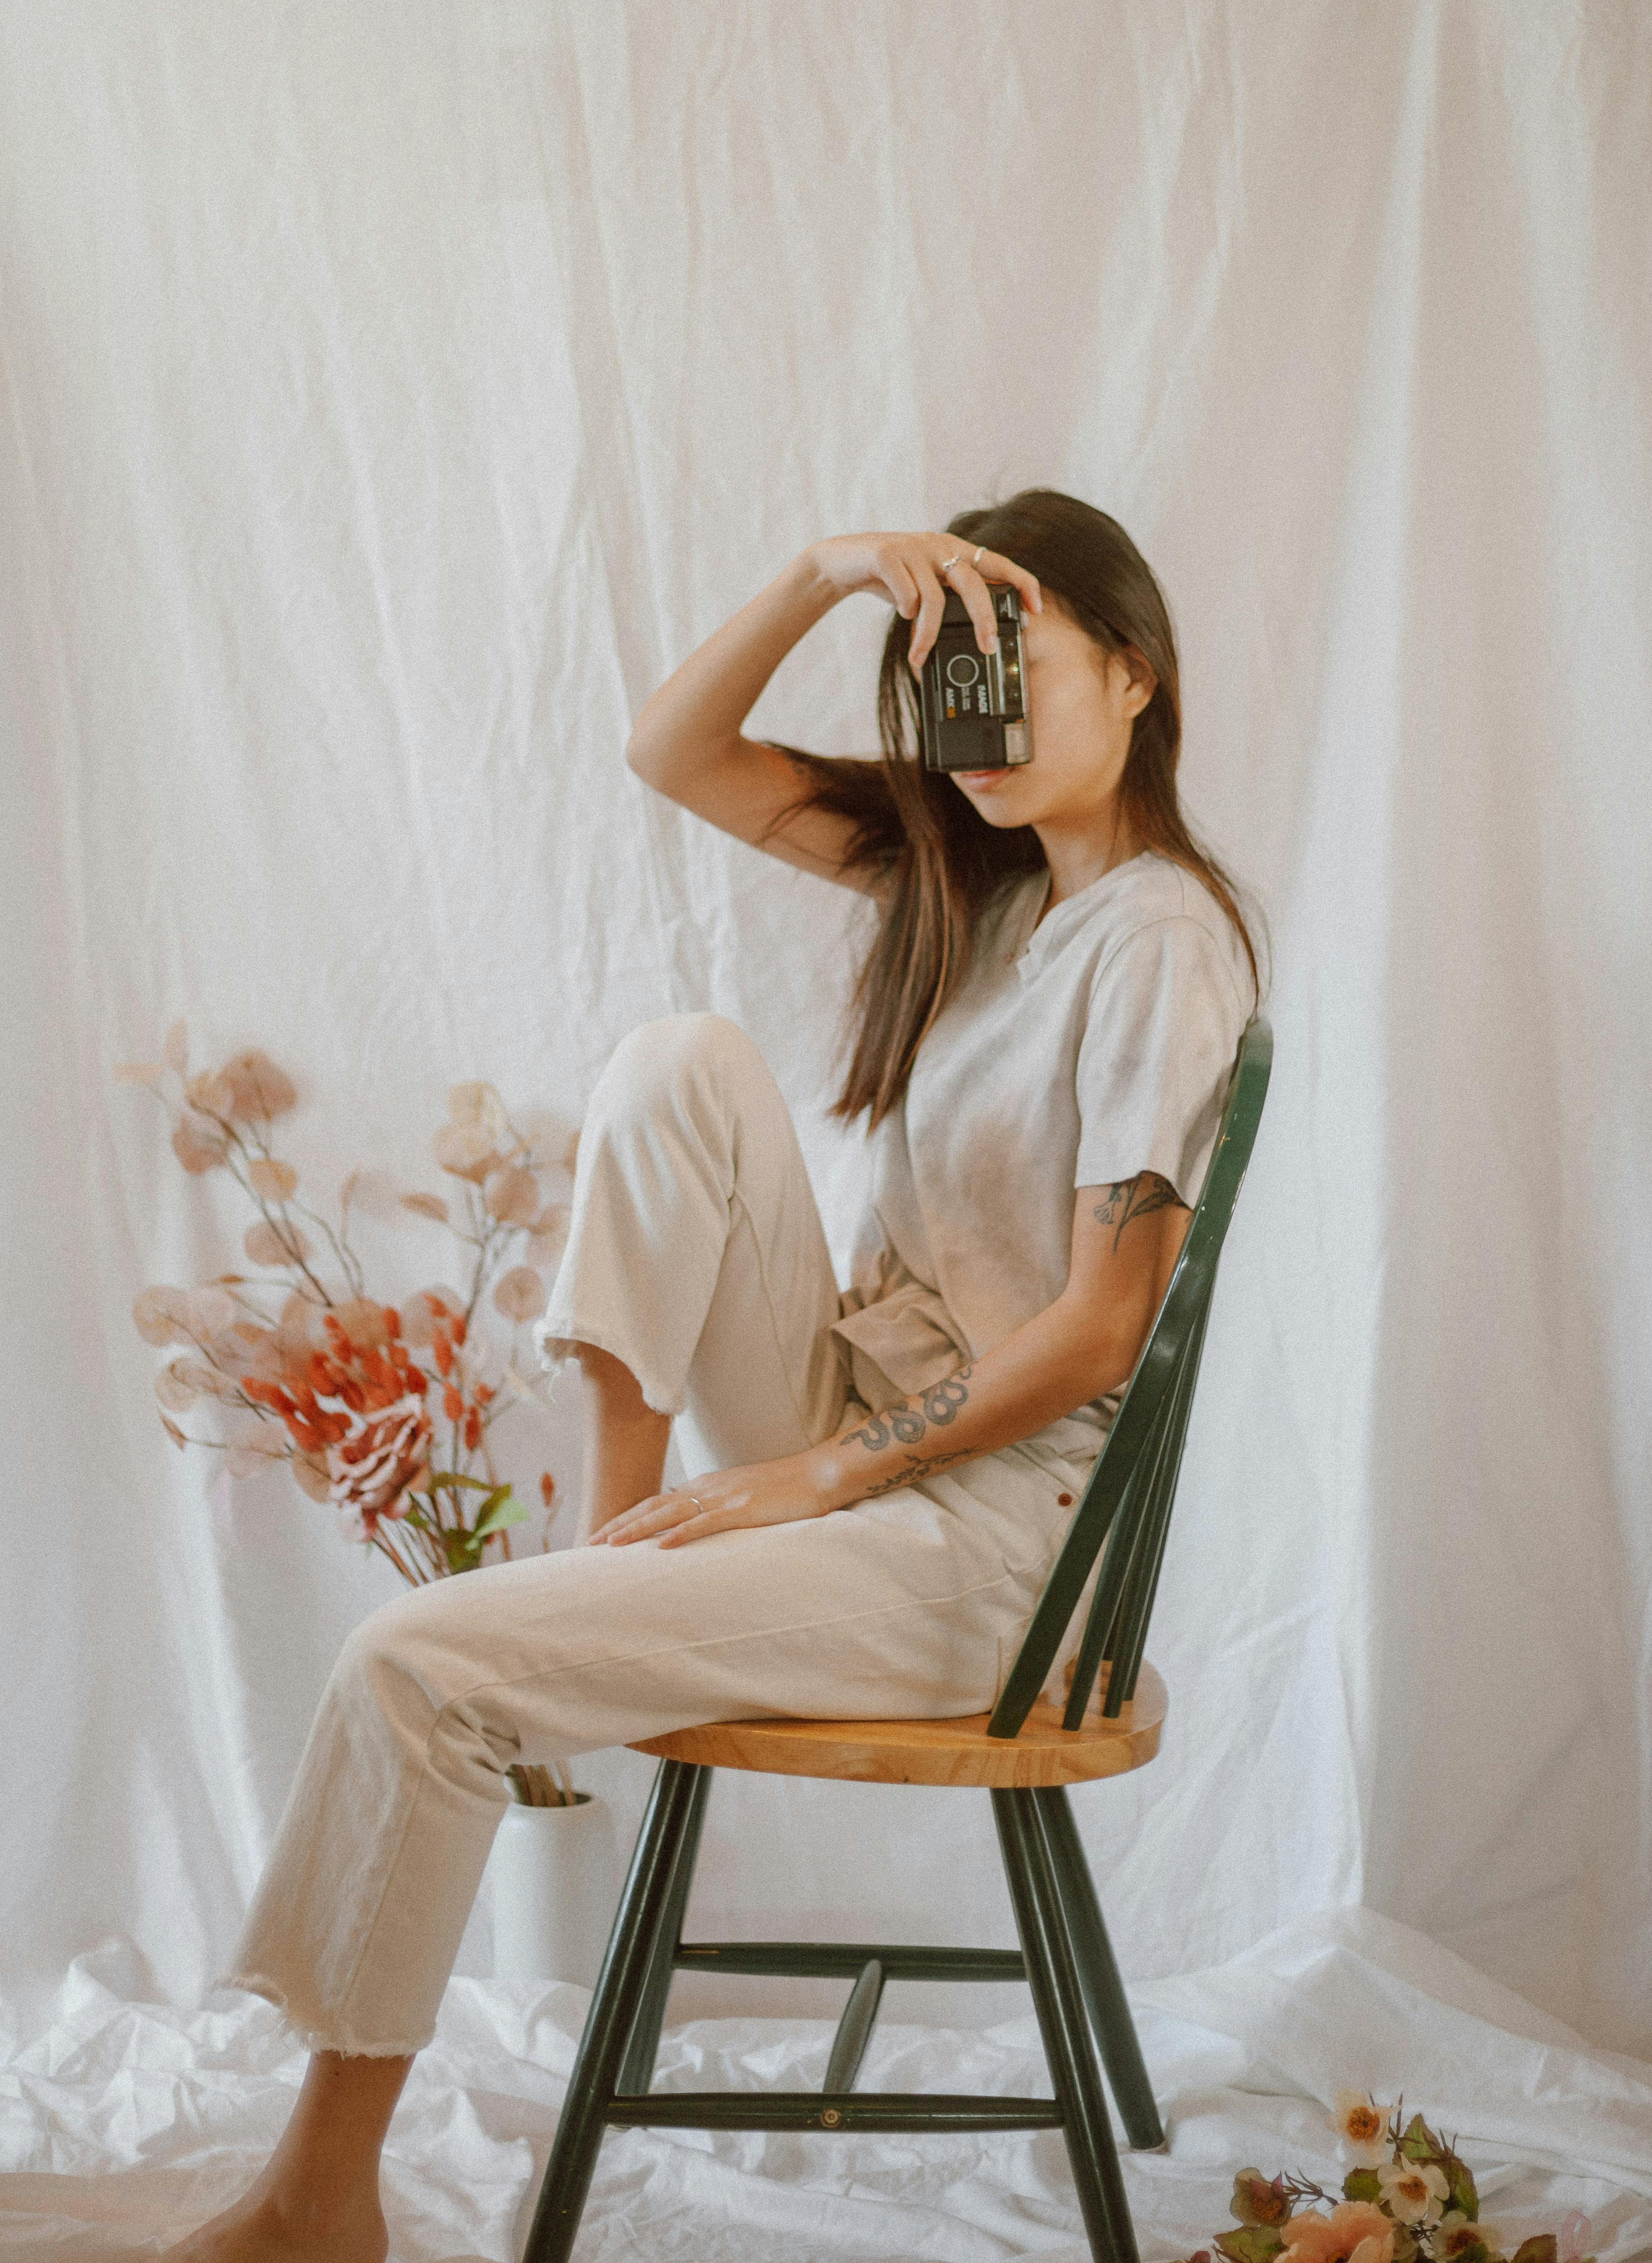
left=428, top=1471, right=493, bottom=1493
left=1343, top=2171, right=1381, bottom=2204
left=470, top=1486, right=528, bottom=1541
left=1509, top=2240, right=1556, bottom=2263
left=1400, top=2112, right=1443, bottom=2162
left=1444, top=2153, right=1478, bottom=2220
left=1214, top=2229, right=1285, bottom=2263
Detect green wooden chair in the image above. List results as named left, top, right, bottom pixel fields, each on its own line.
left=521, top=1016, right=1273, bottom=2263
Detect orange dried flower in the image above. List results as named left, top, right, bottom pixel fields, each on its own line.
left=432, top=1333, right=454, bottom=1378
left=443, top=1385, right=464, bottom=1422
left=463, top=1410, right=481, bottom=1451
left=539, top=1471, right=555, bottom=1507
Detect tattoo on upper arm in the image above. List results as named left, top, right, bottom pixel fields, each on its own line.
left=843, top=1367, right=974, bottom=1456
left=1091, top=1172, right=1188, bottom=1253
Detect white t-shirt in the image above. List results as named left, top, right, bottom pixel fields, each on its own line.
left=830, top=849, right=1253, bottom=1445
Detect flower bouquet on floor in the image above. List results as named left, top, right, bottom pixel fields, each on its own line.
left=116, top=1020, right=574, bottom=1589
left=1182, top=2093, right=1594, bottom=2263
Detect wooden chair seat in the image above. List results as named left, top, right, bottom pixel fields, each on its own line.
left=632, top=1662, right=1166, bottom=1788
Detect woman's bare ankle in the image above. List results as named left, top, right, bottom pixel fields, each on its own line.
left=163, top=2172, right=388, bottom=2261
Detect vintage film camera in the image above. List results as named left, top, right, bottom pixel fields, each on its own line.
left=919, top=584, right=1032, bottom=772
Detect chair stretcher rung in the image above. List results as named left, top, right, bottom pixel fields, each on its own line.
left=673, top=1941, right=1026, bottom=1982
left=605, top=2088, right=1063, bottom=2132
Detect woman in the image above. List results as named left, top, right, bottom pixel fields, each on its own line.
left=169, top=490, right=1259, bottom=2261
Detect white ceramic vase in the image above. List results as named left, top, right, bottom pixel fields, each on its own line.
left=489, top=1793, right=623, bottom=1990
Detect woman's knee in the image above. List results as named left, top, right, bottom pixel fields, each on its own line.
left=327, top=1581, right=463, bottom=1736
left=590, top=1011, right=773, bottom=1123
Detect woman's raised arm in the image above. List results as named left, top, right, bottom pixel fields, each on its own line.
left=625, top=533, right=1040, bottom=893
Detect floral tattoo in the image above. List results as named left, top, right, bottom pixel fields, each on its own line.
left=1091, top=1171, right=1188, bottom=1253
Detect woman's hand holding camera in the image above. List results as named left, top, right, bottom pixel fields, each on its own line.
left=803, top=531, right=1041, bottom=673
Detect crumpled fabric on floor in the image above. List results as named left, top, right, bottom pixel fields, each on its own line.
left=4, top=1908, right=1648, bottom=2262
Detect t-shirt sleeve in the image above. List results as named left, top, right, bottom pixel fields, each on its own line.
left=1073, top=915, right=1250, bottom=1204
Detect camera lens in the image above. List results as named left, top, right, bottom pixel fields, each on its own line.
left=945, top=654, right=980, bottom=687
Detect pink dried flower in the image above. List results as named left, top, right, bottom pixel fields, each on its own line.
left=248, top=1156, right=297, bottom=1200
left=1280, top=2205, right=1395, bottom=2263
left=324, top=1387, right=432, bottom=1541
left=483, top=1165, right=540, bottom=1225
left=133, top=1286, right=195, bottom=1347
left=172, top=1117, right=229, bottom=1174
left=492, top=1264, right=546, bottom=1322
left=245, top=1218, right=307, bottom=1267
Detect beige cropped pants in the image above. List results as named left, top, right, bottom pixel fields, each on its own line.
left=218, top=1014, right=1099, bottom=2056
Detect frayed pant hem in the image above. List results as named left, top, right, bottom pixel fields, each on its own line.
left=213, top=1970, right=433, bottom=2059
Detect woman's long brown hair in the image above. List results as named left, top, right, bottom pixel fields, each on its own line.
left=764, top=488, right=1261, bottom=1130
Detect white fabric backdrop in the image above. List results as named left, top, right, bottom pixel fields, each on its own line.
left=3, top=2, right=1650, bottom=2255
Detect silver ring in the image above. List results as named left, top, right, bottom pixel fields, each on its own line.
left=684, top=1494, right=704, bottom=1512
left=972, top=545, right=985, bottom=566
left=938, top=553, right=963, bottom=576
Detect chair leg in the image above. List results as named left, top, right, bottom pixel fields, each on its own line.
left=521, top=1759, right=706, bottom=2263
left=992, top=1789, right=1140, bottom=2263
left=1031, top=1787, right=1165, bottom=2150
left=616, top=1761, right=712, bottom=2096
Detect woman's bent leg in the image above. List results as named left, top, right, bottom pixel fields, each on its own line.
left=535, top=1012, right=852, bottom=1477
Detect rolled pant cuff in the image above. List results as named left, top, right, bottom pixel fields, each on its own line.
left=212, top=1967, right=435, bottom=2059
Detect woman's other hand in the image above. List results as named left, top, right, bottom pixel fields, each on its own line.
left=803, top=532, right=1042, bottom=673
left=589, top=1451, right=836, bottom=1549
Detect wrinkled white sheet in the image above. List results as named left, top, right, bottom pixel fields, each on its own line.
left=3, top=1910, right=1649, bottom=2261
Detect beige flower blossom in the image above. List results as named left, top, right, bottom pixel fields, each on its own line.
left=492, top=1264, right=546, bottom=1322
left=133, top=1285, right=195, bottom=1347
left=447, top=1081, right=511, bottom=1146
left=1333, top=2090, right=1389, bottom=2166
left=1377, top=2161, right=1449, bottom=2228
left=399, top=1286, right=463, bottom=1348
left=333, top=1297, right=392, bottom=1351
left=245, top=1218, right=307, bottom=1268
left=155, top=1359, right=201, bottom=1412
left=183, top=1285, right=237, bottom=1335
left=210, top=1050, right=298, bottom=1122
left=290, top=1449, right=333, bottom=1502
left=400, top=1191, right=450, bottom=1224
left=483, top=1165, right=540, bottom=1226
left=433, top=1120, right=501, bottom=1181
left=341, top=1168, right=402, bottom=1221
left=248, top=1156, right=298, bottom=1201
left=172, top=1116, right=229, bottom=1174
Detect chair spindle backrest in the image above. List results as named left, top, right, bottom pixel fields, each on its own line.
left=987, top=1017, right=1273, bottom=1739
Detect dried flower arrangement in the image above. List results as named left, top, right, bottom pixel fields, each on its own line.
left=1179, top=2093, right=1594, bottom=2263
left=116, top=1020, right=572, bottom=1590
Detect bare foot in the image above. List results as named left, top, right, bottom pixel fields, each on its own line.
left=161, top=2167, right=388, bottom=2263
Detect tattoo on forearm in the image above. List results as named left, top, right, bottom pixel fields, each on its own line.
left=842, top=1367, right=974, bottom=1456
left=1091, top=1172, right=1188, bottom=1253
left=859, top=1445, right=978, bottom=1497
